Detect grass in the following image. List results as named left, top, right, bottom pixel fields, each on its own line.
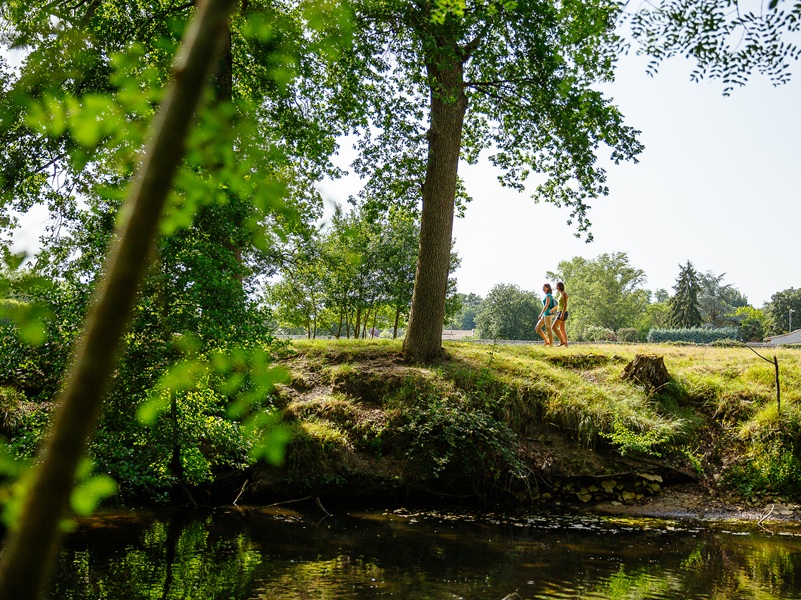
left=275, top=339, right=801, bottom=501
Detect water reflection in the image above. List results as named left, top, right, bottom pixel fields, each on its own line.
left=50, top=506, right=801, bottom=599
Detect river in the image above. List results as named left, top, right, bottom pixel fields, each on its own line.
left=49, top=503, right=801, bottom=599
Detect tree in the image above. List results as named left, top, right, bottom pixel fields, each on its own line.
left=764, top=287, right=801, bottom=335
left=668, top=261, right=703, bottom=328
left=0, top=0, right=348, bottom=339
left=265, top=204, right=434, bottom=339
left=697, top=270, right=748, bottom=328
left=474, top=283, right=538, bottom=341
left=446, top=292, right=482, bottom=330
left=340, top=0, right=643, bottom=361
left=642, top=297, right=671, bottom=333
left=628, top=0, right=801, bottom=95
left=0, top=1, right=237, bottom=596
left=547, top=252, right=649, bottom=340
left=732, top=306, right=768, bottom=342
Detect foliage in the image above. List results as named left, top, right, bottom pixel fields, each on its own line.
left=708, top=338, right=746, bottom=348
left=647, top=327, right=740, bottom=344
left=446, top=292, right=482, bottom=330
left=627, top=0, right=801, bottom=95
left=732, top=306, right=769, bottom=342
left=547, top=253, right=649, bottom=341
left=265, top=205, right=453, bottom=339
left=668, top=261, right=703, bottom=328
left=395, top=392, right=525, bottom=492
left=91, top=340, right=291, bottom=499
left=726, top=404, right=801, bottom=498
left=580, top=325, right=616, bottom=342
left=639, top=298, right=671, bottom=337
left=600, top=419, right=669, bottom=457
left=474, top=284, right=537, bottom=340
left=616, top=327, right=641, bottom=343
left=764, top=287, right=801, bottom=335
left=697, top=270, right=748, bottom=328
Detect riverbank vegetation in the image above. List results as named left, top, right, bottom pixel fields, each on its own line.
left=6, top=337, right=801, bottom=508
left=254, top=340, right=801, bottom=507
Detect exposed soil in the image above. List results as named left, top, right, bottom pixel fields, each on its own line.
left=591, top=482, right=801, bottom=527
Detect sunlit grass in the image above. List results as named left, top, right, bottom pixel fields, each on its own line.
left=284, top=339, right=801, bottom=496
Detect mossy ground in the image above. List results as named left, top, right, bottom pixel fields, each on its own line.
left=251, top=339, right=801, bottom=511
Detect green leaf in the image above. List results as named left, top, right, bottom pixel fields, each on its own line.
left=70, top=474, right=118, bottom=516
left=136, top=393, right=171, bottom=424
left=245, top=411, right=292, bottom=465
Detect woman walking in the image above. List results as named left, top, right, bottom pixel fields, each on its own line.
left=535, top=283, right=557, bottom=346
left=553, top=281, right=569, bottom=347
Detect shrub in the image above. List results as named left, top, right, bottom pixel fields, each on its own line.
left=394, top=391, right=525, bottom=493
left=600, top=419, right=669, bottom=457
left=709, top=338, right=746, bottom=348
left=616, top=328, right=640, bottom=343
left=647, top=327, right=739, bottom=344
left=583, top=325, right=616, bottom=342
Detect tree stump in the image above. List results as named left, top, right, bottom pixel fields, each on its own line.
left=621, top=354, right=670, bottom=391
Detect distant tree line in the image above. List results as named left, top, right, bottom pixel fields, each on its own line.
left=445, top=253, right=798, bottom=343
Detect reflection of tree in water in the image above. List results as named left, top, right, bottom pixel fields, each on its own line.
left=50, top=511, right=801, bottom=599
left=51, top=512, right=263, bottom=599
left=590, top=531, right=801, bottom=599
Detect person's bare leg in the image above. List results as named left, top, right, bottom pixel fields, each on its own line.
left=536, top=319, right=550, bottom=345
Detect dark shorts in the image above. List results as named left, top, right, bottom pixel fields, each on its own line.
left=556, top=311, right=569, bottom=322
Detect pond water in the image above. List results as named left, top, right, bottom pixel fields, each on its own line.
left=50, top=503, right=801, bottom=599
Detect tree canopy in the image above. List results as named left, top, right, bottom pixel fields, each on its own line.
left=627, top=0, right=801, bottom=94
left=474, top=283, right=537, bottom=340
left=336, top=0, right=643, bottom=360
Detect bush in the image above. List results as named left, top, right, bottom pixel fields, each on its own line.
left=616, top=328, right=640, bottom=343
left=724, top=406, right=801, bottom=498
left=582, top=325, right=616, bottom=342
left=394, top=391, right=525, bottom=493
left=647, top=327, right=740, bottom=344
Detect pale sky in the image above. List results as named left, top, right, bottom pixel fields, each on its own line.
left=449, top=53, right=801, bottom=308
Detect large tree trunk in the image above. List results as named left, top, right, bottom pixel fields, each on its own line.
left=403, top=54, right=467, bottom=362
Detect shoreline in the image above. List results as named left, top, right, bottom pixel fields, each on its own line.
left=587, top=483, right=801, bottom=528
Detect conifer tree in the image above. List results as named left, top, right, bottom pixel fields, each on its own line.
left=669, top=261, right=702, bottom=329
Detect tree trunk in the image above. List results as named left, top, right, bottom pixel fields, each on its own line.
left=621, top=354, right=671, bottom=391
left=403, top=52, right=467, bottom=362
left=0, top=2, right=235, bottom=597
left=393, top=308, right=400, bottom=339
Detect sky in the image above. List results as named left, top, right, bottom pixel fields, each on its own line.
left=450, top=53, right=801, bottom=308
left=322, top=52, right=801, bottom=309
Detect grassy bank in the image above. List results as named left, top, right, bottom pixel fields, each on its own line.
left=256, top=339, right=801, bottom=506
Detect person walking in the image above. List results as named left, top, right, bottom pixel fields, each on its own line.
left=553, top=281, right=569, bottom=347
left=536, top=283, right=557, bottom=346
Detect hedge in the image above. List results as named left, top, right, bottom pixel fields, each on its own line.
left=647, top=327, right=740, bottom=344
